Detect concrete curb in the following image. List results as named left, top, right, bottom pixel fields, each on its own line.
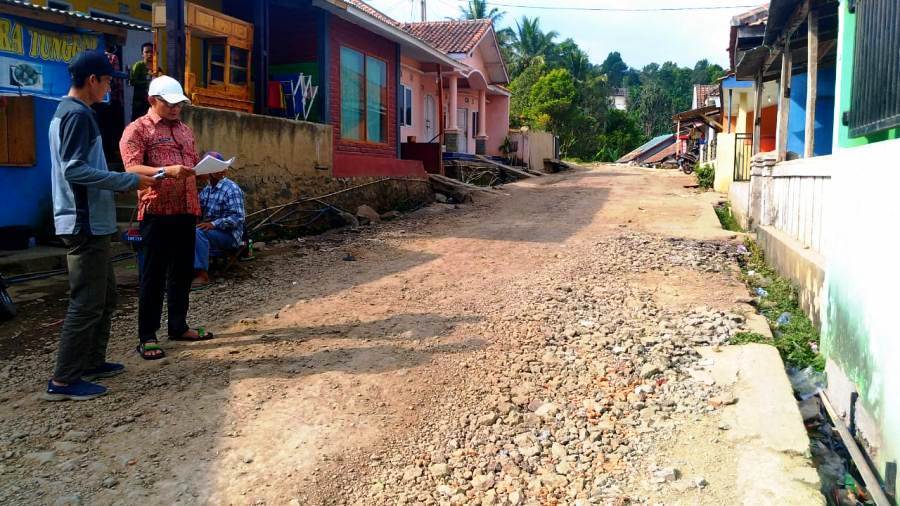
left=699, top=343, right=824, bottom=505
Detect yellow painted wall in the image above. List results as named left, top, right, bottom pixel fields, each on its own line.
left=714, top=133, right=736, bottom=193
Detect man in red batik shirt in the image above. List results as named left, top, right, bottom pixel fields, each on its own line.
left=120, top=76, right=215, bottom=360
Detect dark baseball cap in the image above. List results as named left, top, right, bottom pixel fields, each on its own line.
left=68, top=50, right=128, bottom=81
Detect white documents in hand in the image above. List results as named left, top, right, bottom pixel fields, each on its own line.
left=193, top=154, right=235, bottom=175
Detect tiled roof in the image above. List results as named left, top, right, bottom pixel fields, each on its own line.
left=345, top=0, right=400, bottom=27
left=731, top=3, right=769, bottom=27
left=401, top=19, right=492, bottom=53
left=1, top=0, right=150, bottom=30
left=694, top=84, right=719, bottom=106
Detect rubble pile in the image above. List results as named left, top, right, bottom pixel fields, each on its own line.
left=348, top=233, right=748, bottom=504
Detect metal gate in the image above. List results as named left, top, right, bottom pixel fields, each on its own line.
left=734, top=133, right=753, bottom=181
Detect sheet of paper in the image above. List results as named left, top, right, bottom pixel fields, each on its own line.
left=193, top=155, right=235, bottom=175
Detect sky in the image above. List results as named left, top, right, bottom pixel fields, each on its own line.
left=365, top=0, right=764, bottom=70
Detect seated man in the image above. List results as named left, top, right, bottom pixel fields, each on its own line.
left=193, top=152, right=244, bottom=289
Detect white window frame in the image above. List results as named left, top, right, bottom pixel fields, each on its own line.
left=400, top=84, right=413, bottom=127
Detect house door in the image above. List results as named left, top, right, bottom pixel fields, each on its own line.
left=424, top=95, right=436, bottom=142
left=457, top=108, right=468, bottom=152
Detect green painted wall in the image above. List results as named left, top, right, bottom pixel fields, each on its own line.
left=834, top=0, right=900, bottom=148
left=822, top=139, right=900, bottom=480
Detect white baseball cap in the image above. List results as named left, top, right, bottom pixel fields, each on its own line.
left=148, top=75, right=190, bottom=105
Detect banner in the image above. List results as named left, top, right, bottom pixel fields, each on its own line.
left=0, top=14, right=101, bottom=97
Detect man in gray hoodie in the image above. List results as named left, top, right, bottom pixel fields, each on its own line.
left=45, top=51, right=155, bottom=401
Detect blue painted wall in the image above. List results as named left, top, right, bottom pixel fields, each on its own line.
left=787, top=68, right=836, bottom=157
left=0, top=96, right=58, bottom=235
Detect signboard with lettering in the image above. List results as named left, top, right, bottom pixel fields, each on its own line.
left=0, top=14, right=102, bottom=97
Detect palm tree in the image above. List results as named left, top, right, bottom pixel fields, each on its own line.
left=459, top=0, right=504, bottom=22
left=509, top=16, right=558, bottom=74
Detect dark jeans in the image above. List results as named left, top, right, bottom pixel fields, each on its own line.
left=53, top=233, right=117, bottom=384
left=138, top=214, right=196, bottom=343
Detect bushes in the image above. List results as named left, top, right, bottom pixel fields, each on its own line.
left=695, top=163, right=714, bottom=189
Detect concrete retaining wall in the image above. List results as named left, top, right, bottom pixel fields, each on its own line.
left=181, top=106, right=334, bottom=214
left=756, top=225, right=826, bottom=326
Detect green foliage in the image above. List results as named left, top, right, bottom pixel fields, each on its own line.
left=739, top=239, right=825, bottom=370
left=496, top=22, right=722, bottom=162
left=595, top=109, right=644, bottom=162
left=458, top=0, right=503, bottom=22
left=713, top=201, right=742, bottom=232
left=695, top=163, right=715, bottom=189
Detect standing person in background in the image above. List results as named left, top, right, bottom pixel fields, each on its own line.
left=95, top=38, right=125, bottom=164
left=46, top=51, right=154, bottom=401
left=120, top=76, right=215, bottom=361
left=129, top=42, right=158, bottom=121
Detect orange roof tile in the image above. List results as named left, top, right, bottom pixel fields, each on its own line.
left=345, top=0, right=400, bottom=27
left=401, top=19, right=492, bottom=53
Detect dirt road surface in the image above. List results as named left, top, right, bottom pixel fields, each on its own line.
left=0, top=165, right=820, bottom=505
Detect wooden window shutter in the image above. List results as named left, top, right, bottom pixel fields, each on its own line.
left=0, top=96, right=37, bottom=166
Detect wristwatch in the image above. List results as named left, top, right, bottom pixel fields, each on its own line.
left=153, top=168, right=166, bottom=180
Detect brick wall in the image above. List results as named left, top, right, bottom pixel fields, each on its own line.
left=328, top=16, right=398, bottom=162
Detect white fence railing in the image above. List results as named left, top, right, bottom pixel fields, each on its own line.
left=748, top=154, right=833, bottom=255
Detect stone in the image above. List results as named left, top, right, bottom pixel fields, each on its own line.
left=519, top=446, right=541, bottom=458
left=403, top=465, right=423, bottom=482
left=63, top=431, right=90, bottom=443
left=508, top=489, right=523, bottom=505
left=539, top=473, right=568, bottom=489
left=534, top=403, right=559, bottom=418
left=434, top=193, right=449, bottom=204
left=380, top=210, right=402, bottom=221
left=478, top=412, right=499, bottom=427
left=24, top=451, right=56, bottom=465
left=356, top=205, right=381, bottom=224
left=651, top=467, right=678, bottom=483
left=709, top=393, right=737, bottom=407
left=550, top=443, right=567, bottom=459
left=471, top=473, right=495, bottom=491
left=53, top=495, right=82, bottom=506
left=102, top=476, right=119, bottom=488
left=640, top=364, right=661, bottom=379
left=429, top=463, right=450, bottom=477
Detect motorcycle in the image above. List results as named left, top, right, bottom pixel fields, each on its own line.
left=677, top=150, right=698, bottom=175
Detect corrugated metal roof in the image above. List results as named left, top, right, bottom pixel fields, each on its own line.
left=401, top=19, right=492, bottom=54
left=643, top=143, right=677, bottom=164
left=616, top=134, right=674, bottom=163
left=1, top=0, right=150, bottom=31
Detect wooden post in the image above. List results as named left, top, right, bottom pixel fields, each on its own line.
left=165, top=0, right=185, bottom=81
left=183, top=28, right=191, bottom=94
left=775, top=33, right=793, bottom=162
left=805, top=9, right=818, bottom=158
left=675, top=119, right=681, bottom=155
left=752, top=70, right=763, bottom=155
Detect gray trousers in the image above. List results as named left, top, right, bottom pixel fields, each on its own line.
left=53, top=233, right=117, bottom=383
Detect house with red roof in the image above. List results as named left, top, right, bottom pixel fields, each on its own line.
left=400, top=19, right=511, bottom=157
left=152, top=0, right=511, bottom=178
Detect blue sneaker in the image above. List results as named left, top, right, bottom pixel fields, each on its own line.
left=81, top=362, right=125, bottom=381
left=42, top=379, right=108, bottom=401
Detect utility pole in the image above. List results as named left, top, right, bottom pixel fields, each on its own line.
left=420, top=0, right=426, bottom=21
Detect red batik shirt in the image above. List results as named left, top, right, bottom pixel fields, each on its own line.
left=120, top=109, right=201, bottom=220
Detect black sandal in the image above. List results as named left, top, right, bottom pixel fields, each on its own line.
left=136, top=342, right=166, bottom=360
left=169, top=328, right=215, bottom=341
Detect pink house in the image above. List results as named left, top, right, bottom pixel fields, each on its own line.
left=400, top=20, right=511, bottom=157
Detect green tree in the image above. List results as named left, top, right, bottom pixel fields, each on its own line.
left=631, top=81, right=674, bottom=137
left=509, top=62, right=546, bottom=127
left=509, top=16, right=559, bottom=75
left=599, top=51, right=628, bottom=87
left=596, top=109, right=644, bottom=161
left=458, top=0, right=503, bottom=22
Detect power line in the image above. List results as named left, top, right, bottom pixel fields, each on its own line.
left=483, top=1, right=759, bottom=12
